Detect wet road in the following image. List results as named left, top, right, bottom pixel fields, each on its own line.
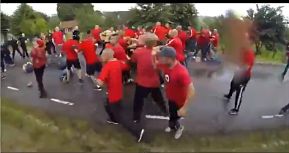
left=1, top=54, right=289, bottom=135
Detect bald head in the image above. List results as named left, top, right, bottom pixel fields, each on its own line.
left=176, top=25, right=182, bottom=31
left=55, top=26, right=59, bottom=32
left=169, top=29, right=178, bottom=38
left=101, top=48, right=115, bottom=62
left=143, top=32, right=159, bottom=47
left=95, top=25, right=99, bottom=29
left=156, top=22, right=161, bottom=26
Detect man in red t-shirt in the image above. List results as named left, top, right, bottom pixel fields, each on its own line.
left=77, top=31, right=102, bottom=90
left=123, top=26, right=136, bottom=38
left=194, top=28, right=211, bottom=61
left=131, top=33, right=168, bottom=122
left=52, top=26, right=65, bottom=56
left=153, top=22, right=168, bottom=45
left=166, top=29, right=185, bottom=65
left=224, top=41, right=255, bottom=115
left=176, top=25, right=187, bottom=51
left=96, top=48, right=145, bottom=142
left=152, top=46, right=195, bottom=139
left=186, top=26, right=197, bottom=53
left=135, top=26, right=144, bottom=38
left=91, top=25, right=102, bottom=46
left=61, top=35, right=83, bottom=83
left=210, top=29, right=220, bottom=52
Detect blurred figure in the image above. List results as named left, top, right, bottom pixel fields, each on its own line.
left=8, top=37, right=23, bottom=61
left=131, top=33, right=168, bottom=122
left=96, top=48, right=145, bottom=142
left=91, top=25, right=102, bottom=48
left=210, top=29, right=220, bottom=52
left=224, top=35, right=255, bottom=115
left=31, top=39, right=47, bottom=98
left=72, top=26, right=80, bottom=38
left=152, top=46, right=195, bottom=139
left=176, top=25, right=187, bottom=52
left=281, top=42, right=289, bottom=81
left=123, top=25, right=136, bottom=38
left=279, top=102, right=289, bottom=115
left=153, top=22, right=167, bottom=45
left=18, top=33, right=29, bottom=58
left=194, top=28, right=211, bottom=62
left=166, top=29, right=185, bottom=65
left=45, top=30, right=56, bottom=55
left=52, top=26, right=64, bottom=56
left=186, top=25, right=197, bottom=54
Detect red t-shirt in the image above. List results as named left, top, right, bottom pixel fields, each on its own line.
left=197, top=29, right=211, bottom=47
left=118, top=37, right=128, bottom=50
left=52, top=31, right=64, bottom=45
left=211, top=33, right=220, bottom=47
left=91, top=28, right=102, bottom=42
left=154, top=25, right=167, bottom=41
left=111, top=44, right=128, bottom=62
left=166, top=37, right=185, bottom=62
left=164, top=27, right=171, bottom=35
left=178, top=30, right=187, bottom=51
left=30, top=47, right=47, bottom=68
left=160, top=62, right=191, bottom=107
left=190, top=28, right=197, bottom=39
left=242, top=48, right=255, bottom=77
left=98, top=60, right=126, bottom=103
left=78, top=38, right=99, bottom=64
left=131, top=47, right=160, bottom=88
left=62, top=39, right=79, bottom=61
left=124, top=28, right=136, bottom=38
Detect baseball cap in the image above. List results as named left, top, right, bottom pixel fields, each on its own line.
left=158, top=46, right=176, bottom=58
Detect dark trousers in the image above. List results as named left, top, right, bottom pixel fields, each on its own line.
left=104, top=100, right=143, bottom=138
left=133, top=84, right=167, bottom=121
left=281, top=103, right=289, bottom=112
left=194, top=43, right=210, bottom=61
left=2, top=48, right=13, bottom=65
left=46, top=41, right=56, bottom=55
left=20, top=44, right=29, bottom=58
left=282, top=62, right=289, bottom=78
left=1, top=51, right=5, bottom=72
left=34, top=65, right=46, bottom=92
left=12, top=46, right=23, bottom=60
left=168, top=100, right=181, bottom=130
left=227, top=75, right=250, bottom=111
left=122, top=70, right=131, bottom=83
left=185, top=38, right=197, bottom=53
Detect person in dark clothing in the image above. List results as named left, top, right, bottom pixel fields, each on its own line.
left=72, top=26, right=80, bottom=38
left=8, top=37, right=23, bottom=61
left=46, top=30, right=56, bottom=55
left=279, top=102, right=289, bottom=115
left=18, top=33, right=29, bottom=58
left=1, top=42, right=14, bottom=67
left=281, top=42, right=289, bottom=80
left=31, top=39, right=47, bottom=98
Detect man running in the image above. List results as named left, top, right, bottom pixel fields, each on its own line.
left=224, top=36, right=255, bottom=115
left=77, top=31, right=102, bottom=90
left=186, top=25, right=197, bottom=54
left=61, top=35, right=83, bottom=83
left=18, top=33, right=29, bottom=59
left=31, top=39, right=47, bottom=98
left=91, top=25, right=103, bottom=48
left=153, top=22, right=168, bottom=45
left=281, top=42, right=289, bottom=81
left=8, top=37, right=23, bottom=61
left=152, top=46, right=195, bottom=139
left=166, top=29, right=185, bottom=65
left=131, top=33, right=168, bottom=123
left=45, top=30, right=56, bottom=56
left=95, top=48, right=145, bottom=142
left=52, top=26, right=64, bottom=56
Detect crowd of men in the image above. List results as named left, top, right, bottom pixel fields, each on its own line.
left=1, top=21, right=289, bottom=142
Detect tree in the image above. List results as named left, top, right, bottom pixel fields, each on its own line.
left=1, top=13, right=11, bottom=42
left=48, top=15, right=60, bottom=30
left=246, top=5, right=287, bottom=55
left=56, top=3, right=76, bottom=21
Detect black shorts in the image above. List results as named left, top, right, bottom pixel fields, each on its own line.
left=86, top=62, right=102, bottom=75
left=67, top=59, right=81, bottom=70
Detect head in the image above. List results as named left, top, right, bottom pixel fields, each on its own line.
left=176, top=25, right=182, bottom=31
left=109, top=27, right=114, bottom=31
left=168, top=29, right=178, bottom=38
left=165, top=23, right=170, bottom=28
left=143, top=33, right=158, bottom=48
left=137, top=26, right=142, bottom=31
left=21, top=33, right=25, bottom=37
left=55, top=26, right=59, bottom=32
left=157, top=46, right=177, bottom=67
left=35, top=39, right=44, bottom=48
left=109, top=33, right=119, bottom=45
left=74, top=26, right=79, bottom=30
left=101, top=48, right=115, bottom=63
left=156, top=22, right=161, bottom=26
left=213, top=29, right=218, bottom=34
left=188, top=26, right=192, bottom=30
left=95, top=25, right=99, bottom=29
left=48, top=30, right=52, bottom=33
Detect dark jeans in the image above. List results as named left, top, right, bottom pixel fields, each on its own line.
left=20, top=44, right=29, bottom=58
left=168, top=100, right=181, bottom=130
left=34, top=65, right=46, bottom=92
left=133, top=84, right=167, bottom=121
left=194, top=43, right=210, bottom=61
left=282, top=62, right=289, bottom=78
left=227, top=75, right=251, bottom=111
left=104, top=100, right=143, bottom=138
left=185, top=38, right=197, bottom=53
left=12, top=46, right=23, bottom=60
left=1, top=51, right=5, bottom=72
left=46, top=41, right=56, bottom=55
left=122, top=70, right=131, bottom=83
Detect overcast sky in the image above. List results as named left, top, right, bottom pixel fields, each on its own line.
left=1, top=3, right=289, bottom=19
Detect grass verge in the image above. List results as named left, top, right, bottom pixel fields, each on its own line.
left=1, top=97, right=289, bottom=152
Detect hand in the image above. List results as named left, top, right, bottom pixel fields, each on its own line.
left=177, top=106, right=187, bottom=117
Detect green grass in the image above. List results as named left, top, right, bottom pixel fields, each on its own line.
left=255, top=50, right=287, bottom=65
left=1, top=97, right=289, bottom=152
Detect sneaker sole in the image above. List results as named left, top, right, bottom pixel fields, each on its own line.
left=174, top=126, right=184, bottom=139
left=106, top=121, right=119, bottom=125
left=138, top=129, right=145, bottom=142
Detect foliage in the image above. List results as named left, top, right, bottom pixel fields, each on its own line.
left=10, top=3, right=48, bottom=36
left=1, top=13, right=11, bottom=31
left=47, top=15, right=60, bottom=30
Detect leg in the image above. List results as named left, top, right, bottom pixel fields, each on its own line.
left=133, top=85, right=150, bottom=121
left=1, top=51, right=5, bottom=72
left=66, top=60, right=73, bottom=82
left=104, top=99, right=117, bottom=122
left=15, top=47, right=23, bottom=58
left=225, top=78, right=238, bottom=99
left=34, top=66, right=46, bottom=97
left=73, top=59, right=82, bottom=80
left=168, top=100, right=181, bottom=130
left=282, top=62, right=289, bottom=79
left=280, top=103, right=289, bottom=113
left=151, top=87, right=168, bottom=115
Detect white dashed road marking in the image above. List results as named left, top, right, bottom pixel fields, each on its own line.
left=50, top=98, right=74, bottom=106
left=145, top=115, right=184, bottom=120
left=7, top=86, right=20, bottom=91
left=261, top=114, right=284, bottom=119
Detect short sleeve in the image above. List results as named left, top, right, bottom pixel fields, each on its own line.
left=98, top=65, right=109, bottom=82
left=179, top=69, right=191, bottom=87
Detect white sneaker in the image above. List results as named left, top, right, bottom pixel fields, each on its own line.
left=174, top=126, right=184, bottom=139
left=165, top=127, right=172, bottom=133
left=137, top=129, right=145, bottom=143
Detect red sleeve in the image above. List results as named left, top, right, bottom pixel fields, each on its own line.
left=30, top=48, right=36, bottom=58
left=98, top=64, right=109, bottom=82
left=166, top=39, right=175, bottom=46
left=179, top=69, right=191, bottom=86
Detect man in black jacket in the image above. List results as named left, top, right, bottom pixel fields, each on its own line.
left=8, top=37, right=23, bottom=61
left=18, top=33, right=29, bottom=58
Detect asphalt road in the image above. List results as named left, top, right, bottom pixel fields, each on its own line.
left=1, top=53, right=289, bottom=136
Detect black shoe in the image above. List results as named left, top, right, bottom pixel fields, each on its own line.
left=279, top=108, right=288, bottom=115
left=40, top=90, right=48, bottom=98
left=137, top=129, right=145, bottom=143
left=224, top=94, right=231, bottom=100
left=78, top=79, right=84, bottom=84
left=228, top=109, right=238, bottom=116
left=106, top=119, right=119, bottom=125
